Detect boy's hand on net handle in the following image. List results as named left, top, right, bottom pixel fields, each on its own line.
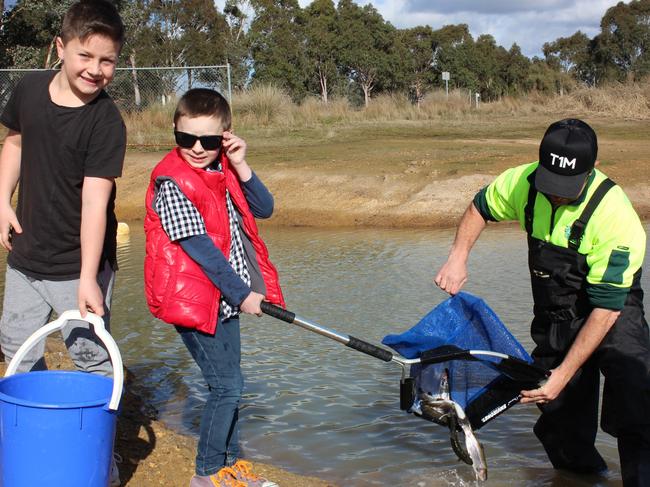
left=240, top=291, right=265, bottom=317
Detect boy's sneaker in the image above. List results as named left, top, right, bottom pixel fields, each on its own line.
left=189, top=468, right=246, bottom=487
left=231, top=460, right=278, bottom=487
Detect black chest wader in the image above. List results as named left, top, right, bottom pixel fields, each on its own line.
left=525, top=174, right=650, bottom=486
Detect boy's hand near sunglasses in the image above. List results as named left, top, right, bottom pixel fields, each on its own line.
left=222, top=130, right=251, bottom=181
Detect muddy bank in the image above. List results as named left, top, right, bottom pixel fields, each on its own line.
left=116, top=150, right=650, bottom=227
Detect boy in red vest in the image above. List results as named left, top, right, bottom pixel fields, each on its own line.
left=144, top=88, right=284, bottom=487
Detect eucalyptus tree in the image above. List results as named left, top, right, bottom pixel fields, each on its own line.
left=138, top=0, right=229, bottom=105
left=1, top=0, right=73, bottom=68
left=119, top=0, right=155, bottom=107
left=304, top=0, right=339, bottom=103
left=473, top=34, right=507, bottom=100
left=398, top=25, right=436, bottom=107
left=431, top=24, right=479, bottom=93
left=543, top=32, right=590, bottom=74
left=502, top=43, right=530, bottom=95
left=248, top=0, right=309, bottom=101
left=223, top=0, right=252, bottom=90
left=527, top=56, right=565, bottom=94
left=543, top=31, right=591, bottom=91
left=595, top=0, right=650, bottom=81
left=336, top=0, right=401, bottom=106
left=146, top=0, right=227, bottom=67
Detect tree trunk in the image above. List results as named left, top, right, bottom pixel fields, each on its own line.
left=362, top=84, right=370, bottom=107
left=319, top=68, right=328, bottom=104
left=359, top=71, right=374, bottom=107
left=44, top=36, right=57, bottom=69
left=414, top=79, right=422, bottom=109
left=130, top=52, right=142, bottom=108
left=187, top=68, right=193, bottom=90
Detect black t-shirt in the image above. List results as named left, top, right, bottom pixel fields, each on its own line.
left=0, top=71, right=126, bottom=280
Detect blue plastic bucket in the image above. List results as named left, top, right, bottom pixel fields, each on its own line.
left=0, top=311, right=123, bottom=487
left=0, top=371, right=117, bottom=486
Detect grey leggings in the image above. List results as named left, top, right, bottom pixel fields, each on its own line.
left=0, top=262, right=115, bottom=375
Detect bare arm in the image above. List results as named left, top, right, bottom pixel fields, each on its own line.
left=0, top=130, right=23, bottom=250
left=520, top=307, right=620, bottom=403
left=434, top=202, right=487, bottom=295
left=78, top=176, right=114, bottom=317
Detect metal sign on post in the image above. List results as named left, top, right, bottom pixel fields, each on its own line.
left=442, top=71, right=450, bottom=98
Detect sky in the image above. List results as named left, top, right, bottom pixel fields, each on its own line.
left=294, top=0, right=625, bottom=58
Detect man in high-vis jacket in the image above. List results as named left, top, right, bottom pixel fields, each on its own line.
left=434, top=118, right=650, bottom=486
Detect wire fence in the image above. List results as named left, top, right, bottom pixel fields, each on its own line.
left=0, top=64, right=232, bottom=118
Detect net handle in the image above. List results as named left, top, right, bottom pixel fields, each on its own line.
left=261, top=302, right=394, bottom=362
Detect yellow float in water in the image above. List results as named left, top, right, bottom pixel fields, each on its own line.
left=116, top=222, right=130, bottom=243
left=117, top=222, right=130, bottom=236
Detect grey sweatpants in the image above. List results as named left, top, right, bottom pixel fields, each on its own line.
left=0, top=262, right=115, bottom=375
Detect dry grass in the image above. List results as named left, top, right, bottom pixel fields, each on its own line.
left=548, top=82, right=650, bottom=118
left=293, top=96, right=353, bottom=125
left=114, top=80, right=650, bottom=148
left=1, top=80, right=648, bottom=148
left=233, top=84, right=295, bottom=127
left=121, top=103, right=175, bottom=147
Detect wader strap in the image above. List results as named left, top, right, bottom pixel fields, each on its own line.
left=525, top=171, right=538, bottom=235
left=567, top=178, right=616, bottom=250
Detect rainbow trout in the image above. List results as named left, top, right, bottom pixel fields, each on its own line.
left=410, top=371, right=488, bottom=481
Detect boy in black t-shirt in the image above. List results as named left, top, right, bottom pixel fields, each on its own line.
left=0, top=0, right=126, bottom=378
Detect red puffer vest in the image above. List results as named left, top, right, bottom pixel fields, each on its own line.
left=144, top=148, right=284, bottom=334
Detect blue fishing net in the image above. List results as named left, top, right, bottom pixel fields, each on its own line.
left=382, top=292, right=533, bottom=415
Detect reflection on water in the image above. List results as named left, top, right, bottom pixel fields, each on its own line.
left=2, top=223, right=648, bottom=486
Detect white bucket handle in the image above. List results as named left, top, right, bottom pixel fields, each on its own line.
left=4, top=310, right=124, bottom=411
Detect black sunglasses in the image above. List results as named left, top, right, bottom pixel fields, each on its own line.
left=174, top=131, right=223, bottom=151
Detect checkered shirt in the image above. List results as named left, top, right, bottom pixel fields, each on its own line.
left=155, top=179, right=206, bottom=241
left=220, top=189, right=251, bottom=318
left=154, top=176, right=251, bottom=319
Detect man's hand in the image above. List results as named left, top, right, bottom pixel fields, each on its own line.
left=434, top=257, right=468, bottom=295
left=519, top=368, right=570, bottom=404
left=78, top=276, right=105, bottom=317
left=240, top=291, right=265, bottom=316
left=433, top=203, right=486, bottom=295
left=0, top=204, right=21, bottom=251
left=521, top=307, right=621, bottom=405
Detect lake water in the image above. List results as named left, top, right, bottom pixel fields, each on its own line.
left=3, top=223, right=648, bottom=486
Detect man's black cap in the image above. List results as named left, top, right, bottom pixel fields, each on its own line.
left=535, top=119, right=598, bottom=199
